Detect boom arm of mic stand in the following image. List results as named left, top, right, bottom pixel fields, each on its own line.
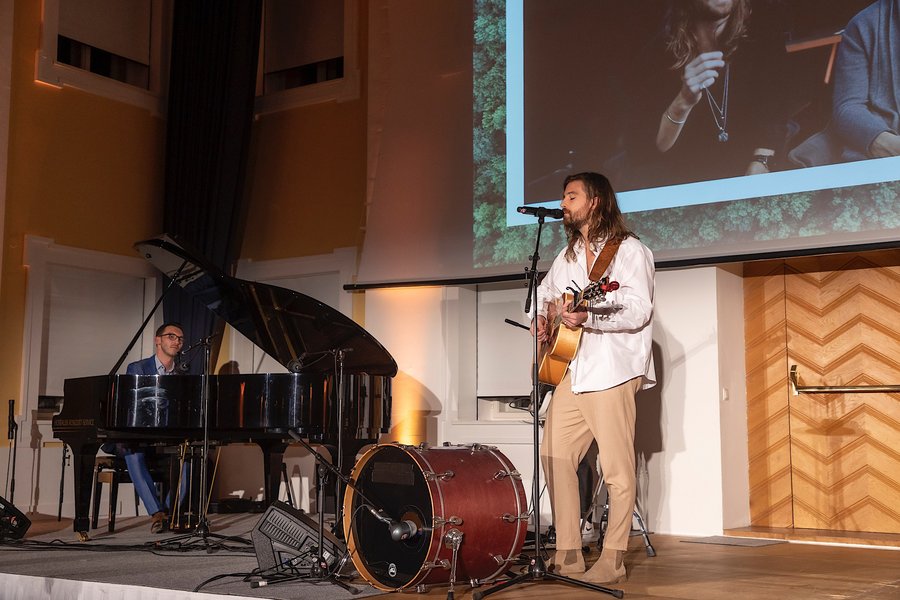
left=284, top=430, right=386, bottom=520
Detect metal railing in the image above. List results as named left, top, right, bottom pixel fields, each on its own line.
left=789, top=365, right=900, bottom=395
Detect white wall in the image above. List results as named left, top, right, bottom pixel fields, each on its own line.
left=362, top=265, right=750, bottom=537
left=12, top=237, right=158, bottom=517
left=30, top=247, right=751, bottom=534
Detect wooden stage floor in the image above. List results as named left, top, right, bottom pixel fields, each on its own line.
left=4, top=513, right=899, bottom=600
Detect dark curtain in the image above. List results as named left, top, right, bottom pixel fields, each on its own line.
left=161, top=1, right=262, bottom=373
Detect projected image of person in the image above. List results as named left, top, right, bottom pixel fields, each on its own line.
left=531, top=172, right=655, bottom=584
left=791, top=0, right=900, bottom=165
left=835, top=0, right=900, bottom=158
left=622, top=0, right=790, bottom=189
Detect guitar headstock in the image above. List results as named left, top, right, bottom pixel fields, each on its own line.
left=580, top=277, right=620, bottom=304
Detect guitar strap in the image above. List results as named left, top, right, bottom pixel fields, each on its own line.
left=587, top=237, right=622, bottom=282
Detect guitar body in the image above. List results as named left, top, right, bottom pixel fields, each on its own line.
left=538, top=292, right=584, bottom=386
left=538, top=323, right=582, bottom=386
left=534, top=242, right=621, bottom=387
left=535, top=276, right=617, bottom=386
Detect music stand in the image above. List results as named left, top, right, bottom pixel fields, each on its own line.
left=473, top=211, right=622, bottom=600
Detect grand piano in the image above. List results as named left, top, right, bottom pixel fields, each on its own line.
left=52, top=235, right=397, bottom=536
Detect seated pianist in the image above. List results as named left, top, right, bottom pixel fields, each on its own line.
left=101, top=322, right=186, bottom=533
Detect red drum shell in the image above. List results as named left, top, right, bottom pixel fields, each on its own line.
left=343, top=443, right=527, bottom=591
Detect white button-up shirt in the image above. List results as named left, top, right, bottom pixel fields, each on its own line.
left=531, top=236, right=656, bottom=394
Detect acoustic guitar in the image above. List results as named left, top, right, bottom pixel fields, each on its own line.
left=537, top=277, right=618, bottom=385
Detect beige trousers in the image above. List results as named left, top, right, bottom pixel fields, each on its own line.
left=540, top=372, right=639, bottom=552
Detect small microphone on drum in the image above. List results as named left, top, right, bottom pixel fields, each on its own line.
left=364, top=504, right=427, bottom=542
left=389, top=519, right=421, bottom=542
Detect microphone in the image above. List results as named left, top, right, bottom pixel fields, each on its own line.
left=389, top=519, right=421, bottom=542
left=363, top=505, right=424, bottom=542
left=517, top=206, right=563, bottom=219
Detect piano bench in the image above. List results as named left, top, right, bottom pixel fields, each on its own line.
left=91, top=456, right=167, bottom=533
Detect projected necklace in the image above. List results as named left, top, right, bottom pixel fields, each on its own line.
left=704, top=63, right=730, bottom=142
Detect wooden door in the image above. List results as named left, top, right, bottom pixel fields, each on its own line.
left=746, top=251, right=900, bottom=534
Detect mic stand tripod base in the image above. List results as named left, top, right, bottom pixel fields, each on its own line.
left=153, top=515, right=252, bottom=552
left=473, top=555, right=623, bottom=600
left=281, top=429, right=359, bottom=595
left=194, top=518, right=211, bottom=538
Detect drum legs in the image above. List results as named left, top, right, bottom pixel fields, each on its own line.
left=444, top=529, right=464, bottom=600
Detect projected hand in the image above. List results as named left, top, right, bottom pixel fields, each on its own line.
left=680, top=51, right=725, bottom=106
left=869, top=132, right=900, bottom=158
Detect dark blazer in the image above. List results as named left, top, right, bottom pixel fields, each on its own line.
left=126, top=356, right=157, bottom=375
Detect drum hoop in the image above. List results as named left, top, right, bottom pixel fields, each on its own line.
left=342, top=443, right=443, bottom=591
left=343, top=443, right=528, bottom=590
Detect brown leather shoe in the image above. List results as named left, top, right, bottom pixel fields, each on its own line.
left=150, top=511, right=169, bottom=534
left=547, top=549, right=585, bottom=576
left=580, top=548, right=625, bottom=584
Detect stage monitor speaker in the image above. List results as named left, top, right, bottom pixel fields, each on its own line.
left=251, top=501, right=345, bottom=574
left=0, top=495, right=30, bottom=540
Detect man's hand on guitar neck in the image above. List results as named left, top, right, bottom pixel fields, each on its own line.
left=560, top=305, right=588, bottom=329
left=531, top=305, right=588, bottom=344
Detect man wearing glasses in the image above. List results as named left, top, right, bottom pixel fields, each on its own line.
left=103, top=323, right=185, bottom=532
left=128, top=323, right=185, bottom=376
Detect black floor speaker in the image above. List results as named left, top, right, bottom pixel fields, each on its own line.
left=251, top=501, right=345, bottom=574
left=0, top=495, right=30, bottom=540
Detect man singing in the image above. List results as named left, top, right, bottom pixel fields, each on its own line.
left=532, top=172, right=656, bottom=583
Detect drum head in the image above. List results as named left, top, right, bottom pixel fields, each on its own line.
left=345, top=445, right=434, bottom=589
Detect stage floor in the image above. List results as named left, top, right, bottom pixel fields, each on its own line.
left=0, top=512, right=383, bottom=600
left=1, top=512, right=898, bottom=600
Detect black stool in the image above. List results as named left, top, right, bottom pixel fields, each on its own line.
left=91, top=455, right=167, bottom=532
left=91, top=456, right=140, bottom=532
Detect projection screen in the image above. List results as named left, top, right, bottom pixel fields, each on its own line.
left=357, top=0, right=899, bottom=286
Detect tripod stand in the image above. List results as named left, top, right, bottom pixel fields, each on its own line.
left=275, top=429, right=358, bottom=594
left=473, top=212, right=622, bottom=600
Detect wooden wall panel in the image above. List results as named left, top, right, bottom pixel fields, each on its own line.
left=751, top=250, right=900, bottom=534
left=744, top=260, right=793, bottom=527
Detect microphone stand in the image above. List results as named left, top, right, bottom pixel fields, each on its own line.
left=278, top=429, right=358, bottom=594
left=6, top=400, right=17, bottom=504
left=473, top=215, right=622, bottom=600
left=195, top=335, right=213, bottom=538
left=155, top=334, right=249, bottom=550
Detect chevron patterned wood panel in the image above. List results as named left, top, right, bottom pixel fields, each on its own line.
left=744, top=260, right=793, bottom=527
left=745, top=251, right=900, bottom=534
left=784, top=252, right=900, bottom=534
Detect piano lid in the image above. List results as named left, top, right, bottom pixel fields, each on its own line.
left=134, top=235, right=398, bottom=376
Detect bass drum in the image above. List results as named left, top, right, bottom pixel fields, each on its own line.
left=343, top=443, right=527, bottom=591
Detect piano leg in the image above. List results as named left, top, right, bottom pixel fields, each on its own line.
left=256, top=440, right=288, bottom=506
left=64, top=440, right=100, bottom=539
